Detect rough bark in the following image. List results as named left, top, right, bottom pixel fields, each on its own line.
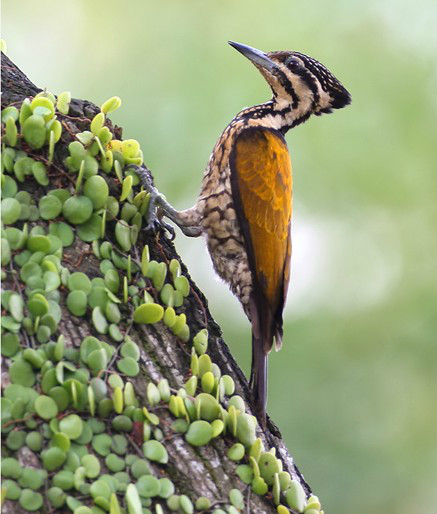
left=1, top=52, right=311, bottom=513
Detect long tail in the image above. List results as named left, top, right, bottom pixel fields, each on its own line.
left=248, top=293, right=284, bottom=428
left=249, top=331, right=268, bottom=428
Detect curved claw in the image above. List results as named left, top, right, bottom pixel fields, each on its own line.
left=129, top=164, right=199, bottom=240
left=130, top=164, right=176, bottom=240
left=144, top=205, right=176, bottom=240
left=159, top=220, right=176, bottom=240
left=144, top=217, right=159, bottom=233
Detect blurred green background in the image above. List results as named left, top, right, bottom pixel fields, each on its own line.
left=3, top=0, right=436, bottom=512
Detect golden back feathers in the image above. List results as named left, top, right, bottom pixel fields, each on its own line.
left=230, top=127, right=292, bottom=349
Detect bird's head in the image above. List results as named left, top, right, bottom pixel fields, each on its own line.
left=229, top=41, right=351, bottom=128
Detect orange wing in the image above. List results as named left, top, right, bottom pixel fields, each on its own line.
left=230, top=127, right=292, bottom=334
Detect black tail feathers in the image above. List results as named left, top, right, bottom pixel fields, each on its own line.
left=249, top=333, right=268, bottom=428
left=248, top=292, right=284, bottom=428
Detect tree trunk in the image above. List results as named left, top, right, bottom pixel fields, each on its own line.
left=1, top=53, right=312, bottom=514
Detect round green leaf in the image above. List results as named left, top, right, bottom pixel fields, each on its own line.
left=31, top=96, right=55, bottom=120
left=142, top=440, right=168, bottom=463
left=236, top=413, right=256, bottom=448
left=47, top=486, right=66, bottom=508
left=66, top=290, right=88, bottom=316
left=27, top=235, right=51, bottom=253
left=9, top=359, right=35, bottom=386
left=179, top=495, right=194, bottom=514
left=52, top=470, right=74, bottom=490
left=194, top=393, right=221, bottom=422
left=1, top=332, right=20, bottom=357
left=2, top=175, right=18, bottom=198
left=228, top=443, right=245, bottom=462
left=22, top=114, right=46, bottom=149
left=1, top=457, right=22, bottom=479
left=14, top=156, right=34, bottom=181
left=133, top=303, right=163, bottom=324
left=92, top=433, right=112, bottom=457
left=6, top=430, right=26, bottom=451
left=68, top=272, right=92, bottom=293
left=44, top=270, right=61, bottom=292
left=5, top=227, right=25, bottom=250
left=62, top=195, right=93, bottom=224
left=236, top=464, right=254, bottom=485
left=126, top=483, right=142, bottom=514
left=57, top=91, right=71, bottom=114
left=83, top=175, right=109, bottom=209
left=34, top=395, right=59, bottom=420
left=137, top=475, right=160, bottom=498
left=3, top=479, right=21, bottom=500
left=2, top=106, right=19, bottom=123
left=19, top=258, right=41, bottom=280
left=285, top=480, right=306, bottom=512
left=1, top=238, right=11, bottom=265
left=251, top=476, right=268, bottom=495
left=104, top=268, right=119, bottom=293
left=19, top=489, right=43, bottom=511
left=81, top=454, right=101, bottom=478
left=185, top=420, right=213, bottom=447
left=27, top=293, right=49, bottom=317
left=48, top=386, right=70, bottom=411
left=39, top=195, right=62, bottom=220
left=108, top=323, right=123, bottom=342
left=49, top=222, right=74, bottom=246
left=42, top=447, right=67, bottom=471
left=195, top=497, right=211, bottom=511
left=105, top=453, right=125, bottom=472
left=5, top=116, right=18, bottom=146
left=1, top=315, right=21, bottom=333
left=1, top=197, right=21, bottom=225
left=8, top=293, right=24, bottom=322
left=101, top=96, right=121, bottom=114
left=130, top=459, right=150, bottom=479
left=32, top=161, right=49, bottom=186
left=114, top=221, right=131, bottom=252
left=77, top=214, right=102, bottom=242
left=80, top=336, right=101, bottom=361
left=116, top=357, right=139, bottom=377
left=87, top=348, right=108, bottom=372
left=51, top=432, right=71, bottom=452
left=88, top=286, right=108, bottom=309
left=112, top=415, right=133, bottom=432
left=59, top=414, right=83, bottom=440
left=120, top=340, right=140, bottom=361
left=92, top=306, right=108, bottom=334
left=229, top=489, right=244, bottom=510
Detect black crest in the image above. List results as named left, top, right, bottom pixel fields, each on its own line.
left=293, top=52, right=351, bottom=110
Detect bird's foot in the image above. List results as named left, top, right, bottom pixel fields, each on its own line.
left=129, top=164, right=176, bottom=240
left=145, top=191, right=176, bottom=240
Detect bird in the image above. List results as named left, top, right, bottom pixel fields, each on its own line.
left=137, top=41, right=351, bottom=427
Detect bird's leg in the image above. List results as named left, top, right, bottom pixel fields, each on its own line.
left=130, top=165, right=203, bottom=239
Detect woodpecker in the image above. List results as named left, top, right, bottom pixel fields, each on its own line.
left=138, top=42, right=351, bottom=426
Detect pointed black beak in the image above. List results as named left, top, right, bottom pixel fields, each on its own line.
left=228, top=41, right=278, bottom=73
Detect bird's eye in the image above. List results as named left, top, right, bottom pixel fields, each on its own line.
left=285, top=57, right=301, bottom=70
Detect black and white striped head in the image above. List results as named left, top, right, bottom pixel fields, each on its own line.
left=229, top=41, right=351, bottom=128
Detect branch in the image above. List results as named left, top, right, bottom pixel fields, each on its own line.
left=0, top=52, right=315, bottom=514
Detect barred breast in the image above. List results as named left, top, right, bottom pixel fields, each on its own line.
left=196, top=128, right=253, bottom=309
